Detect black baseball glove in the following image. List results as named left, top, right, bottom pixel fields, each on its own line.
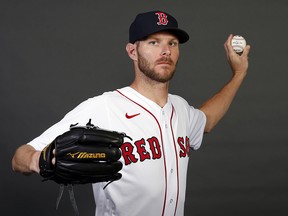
left=39, top=119, right=130, bottom=185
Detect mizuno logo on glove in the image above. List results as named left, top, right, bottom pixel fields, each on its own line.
left=67, top=152, right=106, bottom=159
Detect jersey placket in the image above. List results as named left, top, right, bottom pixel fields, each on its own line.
left=160, top=104, right=179, bottom=215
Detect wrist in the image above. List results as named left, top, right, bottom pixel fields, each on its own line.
left=232, top=70, right=247, bottom=80
left=30, top=151, right=41, bottom=174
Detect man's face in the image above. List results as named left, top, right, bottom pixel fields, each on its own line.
left=135, top=32, right=180, bottom=83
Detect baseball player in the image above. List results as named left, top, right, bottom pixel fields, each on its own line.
left=12, top=10, right=251, bottom=216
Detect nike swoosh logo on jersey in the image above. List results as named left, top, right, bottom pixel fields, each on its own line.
left=125, top=113, right=140, bottom=119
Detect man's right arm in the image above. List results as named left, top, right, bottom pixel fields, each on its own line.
left=12, top=144, right=41, bottom=174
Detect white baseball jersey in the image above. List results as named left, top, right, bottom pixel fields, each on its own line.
left=28, top=86, right=206, bottom=216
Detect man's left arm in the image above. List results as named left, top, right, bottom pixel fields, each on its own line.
left=200, top=34, right=251, bottom=133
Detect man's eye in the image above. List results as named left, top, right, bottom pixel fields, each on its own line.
left=170, top=41, right=178, bottom=47
left=149, top=41, right=158, bottom=45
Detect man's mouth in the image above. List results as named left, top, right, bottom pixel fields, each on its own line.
left=156, top=58, right=173, bottom=65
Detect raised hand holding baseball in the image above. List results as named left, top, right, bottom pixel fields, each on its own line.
left=224, top=34, right=251, bottom=76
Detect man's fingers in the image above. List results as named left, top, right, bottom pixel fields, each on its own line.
left=242, top=44, right=251, bottom=57
left=52, top=149, right=56, bottom=165
left=224, top=34, right=234, bottom=58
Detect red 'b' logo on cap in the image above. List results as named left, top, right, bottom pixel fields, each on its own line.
left=155, top=12, right=168, bottom=25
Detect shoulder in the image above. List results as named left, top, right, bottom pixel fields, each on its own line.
left=168, top=93, right=206, bottom=118
left=168, top=94, right=191, bottom=109
left=102, top=86, right=140, bottom=104
left=77, top=88, right=125, bottom=107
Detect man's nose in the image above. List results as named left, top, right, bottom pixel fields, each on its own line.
left=161, top=45, right=171, bottom=56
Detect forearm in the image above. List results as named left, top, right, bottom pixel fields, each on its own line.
left=200, top=73, right=246, bottom=133
left=200, top=34, right=251, bottom=133
left=12, top=144, right=40, bottom=174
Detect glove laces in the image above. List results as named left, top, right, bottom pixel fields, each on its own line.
left=56, top=184, right=79, bottom=216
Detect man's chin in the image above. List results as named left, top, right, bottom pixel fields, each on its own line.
left=152, top=72, right=175, bottom=83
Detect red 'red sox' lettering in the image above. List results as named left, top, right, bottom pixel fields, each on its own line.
left=177, top=136, right=190, bottom=157
left=147, top=137, right=161, bottom=160
left=121, top=136, right=189, bottom=165
left=135, top=138, right=151, bottom=161
left=121, top=142, right=138, bottom=165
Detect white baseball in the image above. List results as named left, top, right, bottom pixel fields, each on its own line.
left=231, top=35, right=246, bottom=53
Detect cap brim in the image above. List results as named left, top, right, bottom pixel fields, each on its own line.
left=163, top=28, right=189, bottom=44
left=129, top=26, right=189, bottom=44
left=139, top=28, right=189, bottom=44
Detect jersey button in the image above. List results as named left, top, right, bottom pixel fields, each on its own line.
left=170, top=199, right=173, bottom=203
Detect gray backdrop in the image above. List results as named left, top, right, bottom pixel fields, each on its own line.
left=1, top=0, right=287, bottom=215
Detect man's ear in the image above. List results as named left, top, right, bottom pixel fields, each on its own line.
left=126, top=43, right=137, bottom=61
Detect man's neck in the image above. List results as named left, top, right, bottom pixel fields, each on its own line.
left=130, top=79, right=169, bottom=108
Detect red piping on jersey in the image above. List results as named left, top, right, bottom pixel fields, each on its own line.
left=170, top=106, right=180, bottom=215
left=116, top=89, right=168, bottom=216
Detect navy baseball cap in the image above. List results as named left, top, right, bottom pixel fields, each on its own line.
left=129, top=10, right=189, bottom=44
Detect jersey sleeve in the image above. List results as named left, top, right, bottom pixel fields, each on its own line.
left=188, top=106, right=206, bottom=150
left=28, top=94, right=110, bottom=151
